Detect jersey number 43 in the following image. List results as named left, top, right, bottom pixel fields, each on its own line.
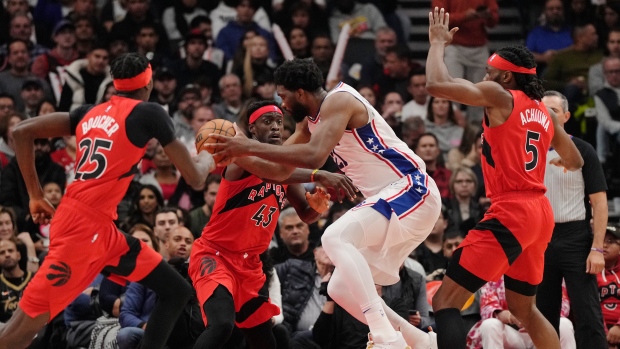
left=74, top=138, right=112, bottom=180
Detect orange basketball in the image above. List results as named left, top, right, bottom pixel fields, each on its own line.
left=195, top=119, right=236, bottom=154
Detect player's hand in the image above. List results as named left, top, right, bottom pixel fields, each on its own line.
left=29, top=197, right=55, bottom=225
left=549, top=157, right=568, bottom=172
left=206, top=123, right=250, bottom=166
left=609, top=325, right=620, bottom=344
left=314, top=171, right=358, bottom=202
left=586, top=249, right=605, bottom=274
left=306, top=187, right=330, bottom=213
left=429, top=7, right=459, bottom=46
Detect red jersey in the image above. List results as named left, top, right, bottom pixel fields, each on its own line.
left=197, top=174, right=287, bottom=254
left=481, top=90, right=554, bottom=198
left=65, top=97, right=143, bottom=218
left=598, top=260, right=620, bottom=327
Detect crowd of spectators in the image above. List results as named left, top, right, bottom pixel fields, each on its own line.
left=1, top=0, right=620, bottom=348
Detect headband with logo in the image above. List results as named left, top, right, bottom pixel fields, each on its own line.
left=249, top=105, right=283, bottom=124
left=487, top=53, right=536, bottom=75
left=113, top=64, right=153, bottom=91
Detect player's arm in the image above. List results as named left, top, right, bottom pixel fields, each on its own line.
left=286, top=184, right=322, bottom=224
left=548, top=107, right=584, bottom=171
left=283, top=118, right=312, bottom=145
left=209, top=94, right=351, bottom=170
left=13, top=112, right=73, bottom=223
left=266, top=169, right=357, bottom=203
left=165, top=141, right=215, bottom=188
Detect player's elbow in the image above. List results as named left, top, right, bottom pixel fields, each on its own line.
left=565, top=156, right=584, bottom=172
left=425, top=82, right=446, bottom=97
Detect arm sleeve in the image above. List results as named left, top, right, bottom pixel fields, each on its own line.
left=119, top=283, right=146, bottom=328
left=69, top=105, right=94, bottom=135
left=125, top=102, right=176, bottom=148
left=574, top=138, right=608, bottom=194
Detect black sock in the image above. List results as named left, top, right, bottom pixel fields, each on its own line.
left=434, top=308, right=466, bottom=349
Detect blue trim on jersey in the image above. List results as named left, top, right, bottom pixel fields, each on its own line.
left=389, top=173, right=428, bottom=217
left=372, top=199, right=393, bottom=219
left=355, top=122, right=417, bottom=175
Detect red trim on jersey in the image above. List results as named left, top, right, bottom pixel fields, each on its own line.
left=351, top=127, right=403, bottom=176
left=399, top=174, right=430, bottom=219
left=386, top=175, right=412, bottom=201
left=370, top=120, right=389, bottom=148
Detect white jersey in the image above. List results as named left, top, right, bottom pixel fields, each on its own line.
left=307, top=82, right=428, bottom=198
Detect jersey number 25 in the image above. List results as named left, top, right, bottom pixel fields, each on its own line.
left=75, top=138, right=112, bottom=180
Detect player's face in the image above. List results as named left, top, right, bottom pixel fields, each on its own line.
left=603, top=232, right=620, bottom=263
left=250, top=112, right=283, bottom=145
left=139, top=188, right=158, bottom=215
left=43, top=182, right=62, bottom=207
left=277, top=86, right=309, bottom=123
left=279, top=214, right=310, bottom=250
left=166, top=228, right=193, bottom=259
left=0, top=213, right=14, bottom=240
left=483, top=66, right=502, bottom=84
left=443, top=236, right=463, bottom=258
left=0, top=240, right=19, bottom=270
left=154, top=212, right=179, bottom=241
left=132, top=230, right=154, bottom=249
left=203, top=182, right=219, bottom=209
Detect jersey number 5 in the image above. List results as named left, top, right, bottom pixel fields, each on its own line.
left=525, top=130, right=541, bottom=171
left=251, top=204, right=277, bottom=227
left=75, top=138, right=112, bottom=180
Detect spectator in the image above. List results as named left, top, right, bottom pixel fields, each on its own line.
left=50, top=135, right=76, bottom=184
left=276, top=243, right=333, bottom=338
left=597, top=3, right=620, bottom=50
left=153, top=207, right=180, bottom=258
left=328, top=0, right=386, bottom=44
left=18, top=78, right=44, bottom=117
left=36, top=99, right=55, bottom=116
left=134, top=23, right=168, bottom=71
left=595, top=56, right=620, bottom=164
left=0, top=13, right=48, bottom=62
left=466, top=276, right=575, bottom=349
left=401, top=116, right=426, bottom=150
left=358, top=84, right=378, bottom=109
left=120, top=184, right=164, bottom=232
left=148, top=67, right=177, bottom=116
left=273, top=1, right=328, bottom=40
left=167, top=29, right=221, bottom=94
left=597, top=224, right=620, bottom=348
left=288, top=26, right=310, bottom=59
left=108, top=35, right=131, bottom=69
left=376, top=45, right=417, bottom=102
left=0, top=110, right=24, bottom=163
left=415, top=133, right=451, bottom=199
left=74, top=15, right=96, bottom=58
left=215, top=0, right=276, bottom=63
left=590, top=28, right=620, bottom=97
left=161, top=0, right=208, bottom=48
left=186, top=105, right=215, bottom=152
left=109, top=0, right=169, bottom=54
left=414, top=205, right=449, bottom=278
left=0, top=0, right=30, bottom=45
left=526, top=0, right=573, bottom=73
left=381, top=91, right=404, bottom=139
left=139, top=143, right=180, bottom=204
left=24, top=181, right=62, bottom=256
left=188, top=16, right=225, bottom=70
left=0, top=206, right=39, bottom=274
left=446, top=125, right=481, bottom=172
left=0, top=238, right=33, bottom=322
left=431, top=0, right=499, bottom=122
left=212, top=74, right=243, bottom=122
left=188, top=174, right=220, bottom=238
left=171, top=84, right=202, bottom=144
left=402, top=68, right=429, bottom=121
left=31, top=19, right=79, bottom=100
left=270, top=207, right=315, bottom=265
left=209, top=0, right=271, bottom=40
left=0, top=40, right=53, bottom=112
left=359, top=27, right=397, bottom=87
left=425, top=96, right=463, bottom=159
left=565, top=0, right=596, bottom=27
left=445, top=166, right=481, bottom=233
left=0, top=137, right=65, bottom=223
left=382, top=264, right=432, bottom=330
left=233, top=34, right=276, bottom=98
left=310, top=33, right=335, bottom=83
left=58, top=44, right=111, bottom=112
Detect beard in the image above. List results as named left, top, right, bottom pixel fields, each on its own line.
left=290, top=103, right=309, bottom=123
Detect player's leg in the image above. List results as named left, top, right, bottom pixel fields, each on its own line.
left=534, top=241, right=563, bottom=335
left=240, top=320, right=276, bottom=349
left=321, top=208, right=400, bottom=344
left=328, top=269, right=433, bottom=349
left=0, top=308, right=49, bottom=349
left=504, top=288, right=559, bottom=349
left=193, top=285, right=236, bottom=349
left=431, top=275, right=477, bottom=349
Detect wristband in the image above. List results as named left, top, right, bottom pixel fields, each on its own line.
left=310, top=169, right=319, bottom=182
left=591, top=247, right=604, bottom=254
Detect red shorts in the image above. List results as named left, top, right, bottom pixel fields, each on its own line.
left=20, top=198, right=162, bottom=319
left=446, top=192, right=554, bottom=296
left=188, top=239, right=279, bottom=328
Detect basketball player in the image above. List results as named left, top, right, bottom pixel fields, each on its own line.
left=0, top=53, right=215, bottom=349
left=208, top=62, right=442, bottom=348
left=189, top=100, right=350, bottom=349
left=425, top=8, right=584, bottom=349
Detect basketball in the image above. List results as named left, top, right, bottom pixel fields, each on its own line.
left=195, top=119, right=236, bottom=154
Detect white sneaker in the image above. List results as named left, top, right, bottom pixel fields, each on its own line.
left=366, top=331, right=411, bottom=349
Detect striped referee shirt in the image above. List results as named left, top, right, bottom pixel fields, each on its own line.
left=544, top=137, right=607, bottom=223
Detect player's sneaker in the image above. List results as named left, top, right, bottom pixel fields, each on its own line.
left=366, top=331, right=411, bottom=349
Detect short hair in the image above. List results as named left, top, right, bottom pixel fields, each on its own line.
left=416, top=132, right=439, bottom=148
left=156, top=206, right=179, bottom=220
left=218, top=73, right=241, bottom=90
left=190, top=15, right=210, bottom=29
left=129, top=223, right=159, bottom=252
left=205, top=173, right=221, bottom=190
left=137, top=22, right=158, bottom=34
left=384, top=45, right=411, bottom=61
left=244, top=100, right=281, bottom=124
left=443, top=228, right=463, bottom=242
left=10, top=11, right=30, bottom=24
left=449, top=166, right=479, bottom=196
left=7, top=39, right=28, bottom=54
left=543, top=90, right=569, bottom=113
left=235, top=0, right=259, bottom=10
left=278, top=206, right=300, bottom=226
left=110, top=53, right=149, bottom=81
left=375, top=26, right=396, bottom=37
left=408, top=67, right=426, bottom=80
left=312, top=33, right=333, bottom=45
left=0, top=93, right=15, bottom=103
left=494, top=45, right=544, bottom=100
left=274, top=58, right=324, bottom=93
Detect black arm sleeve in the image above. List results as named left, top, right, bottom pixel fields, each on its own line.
left=125, top=102, right=176, bottom=148
left=573, top=138, right=608, bottom=195
left=69, top=105, right=94, bottom=135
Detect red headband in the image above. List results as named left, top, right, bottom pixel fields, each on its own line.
left=487, top=53, right=536, bottom=75
left=249, top=105, right=283, bottom=124
left=113, top=64, right=152, bottom=91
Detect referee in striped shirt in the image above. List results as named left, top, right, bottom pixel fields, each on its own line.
left=536, top=91, right=608, bottom=348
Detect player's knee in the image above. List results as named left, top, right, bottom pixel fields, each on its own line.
left=206, top=318, right=235, bottom=339
left=506, top=301, right=534, bottom=322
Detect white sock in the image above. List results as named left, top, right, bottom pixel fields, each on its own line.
left=362, top=298, right=397, bottom=343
